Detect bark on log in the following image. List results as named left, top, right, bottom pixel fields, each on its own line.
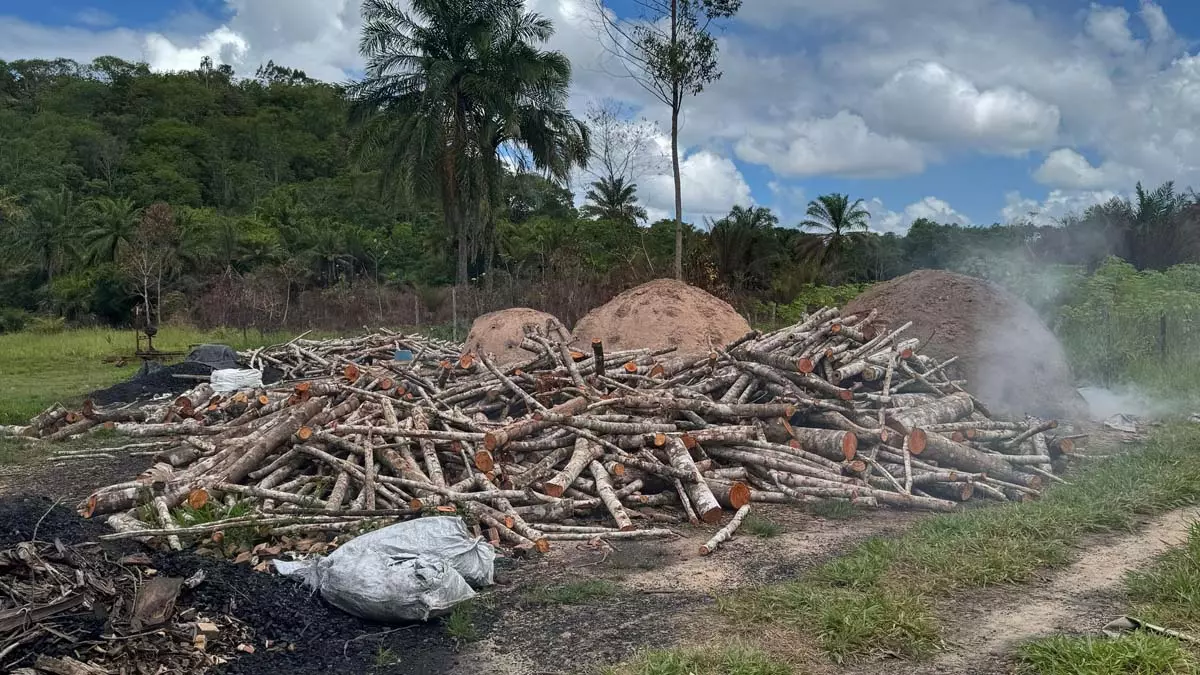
left=888, top=392, right=974, bottom=433
left=590, top=460, right=634, bottom=531
left=545, top=438, right=603, bottom=498
left=665, top=439, right=723, bottom=523
left=914, top=431, right=1041, bottom=488
left=700, top=505, right=751, bottom=555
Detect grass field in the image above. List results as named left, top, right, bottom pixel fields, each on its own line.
left=0, top=326, right=306, bottom=425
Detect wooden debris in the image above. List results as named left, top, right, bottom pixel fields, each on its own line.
left=18, top=315, right=1063, bottom=557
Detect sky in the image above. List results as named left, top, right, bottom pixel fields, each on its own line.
left=3, top=0, right=1200, bottom=233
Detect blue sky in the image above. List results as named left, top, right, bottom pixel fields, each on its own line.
left=4, top=0, right=1200, bottom=231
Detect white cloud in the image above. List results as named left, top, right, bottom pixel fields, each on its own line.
left=866, top=196, right=972, bottom=235
left=1033, top=148, right=1136, bottom=190
left=735, top=111, right=926, bottom=178
left=1140, top=0, right=1173, bottom=43
left=1000, top=189, right=1119, bottom=225
left=144, top=26, right=249, bottom=72
left=7, top=0, right=1200, bottom=223
left=869, top=61, right=1060, bottom=151
left=1085, top=5, right=1139, bottom=54
left=641, top=149, right=753, bottom=223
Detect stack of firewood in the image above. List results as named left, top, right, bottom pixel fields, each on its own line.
left=12, top=310, right=1076, bottom=555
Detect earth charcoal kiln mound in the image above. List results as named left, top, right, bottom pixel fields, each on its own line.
left=571, top=279, right=752, bottom=358
left=464, top=308, right=568, bottom=368
left=845, top=269, right=1087, bottom=420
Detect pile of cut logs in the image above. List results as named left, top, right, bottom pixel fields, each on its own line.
left=11, top=310, right=1076, bottom=556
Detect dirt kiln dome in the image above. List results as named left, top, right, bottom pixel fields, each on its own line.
left=571, top=279, right=751, bottom=357
left=843, top=269, right=1086, bottom=420
left=464, top=308, right=566, bottom=367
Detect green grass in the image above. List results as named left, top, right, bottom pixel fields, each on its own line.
left=523, top=579, right=620, bottom=605
left=806, top=500, right=859, bottom=520
left=444, top=601, right=479, bottom=642
left=0, top=325, right=315, bottom=425
left=741, top=515, right=783, bottom=538
left=1126, top=522, right=1200, bottom=630
left=1018, top=634, right=1198, bottom=674
left=607, top=645, right=795, bottom=675
left=1019, top=520, right=1200, bottom=673
left=720, top=424, right=1200, bottom=663
left=373, top=646, right=398, bottom=668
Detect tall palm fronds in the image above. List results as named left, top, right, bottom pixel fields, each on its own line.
left=707, top=205, right=778, bottom=290
left=83, top=196, right=139, bottom=264
left=798, top=193, right=871, bottom=281
left=348, top=0, right=589, bottom=284
left=580, top=176, right=647, bottom=226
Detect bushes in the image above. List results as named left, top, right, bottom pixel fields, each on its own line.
left=748, top=283, right=871, bottom=329
left=1054, top=258, right=1200, bottom=390
left=0, top=307, right=28, bottom=334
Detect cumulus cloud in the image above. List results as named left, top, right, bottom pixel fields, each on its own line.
left=7, top=0, right=1200, bottom=223
left=1000, top=189, right=1119, bottom=225
left=1085, top=5, right=1139, bottom=54
left=866, top=196, right=973, bottom=235
left=735, top=112, right=926, bottom=178
left=1140, top=0, right=1173, bottom=43
left=641, top=149, right=753, bottom=223
left=869, top=61, right=1060, bottom=151
left=1033, top=148, right=1136, bottom=190
left=144, top=26, right=249, bottom=72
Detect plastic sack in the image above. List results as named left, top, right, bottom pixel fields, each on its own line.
left=273, top=517, right=494, bottom=622
left=210, top=368, right=264, bottom=393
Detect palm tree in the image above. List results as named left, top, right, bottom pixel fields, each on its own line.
left=349, top=0, right=589, bottom=285
left=25, top=187, right=81, bottom=282
left=83, top=196, right=139, bottom=264
left=799, top=193, right=871, bottom=280
left=707, top=205, right=778, bottom=290
left=580, top=176, right=648, bottom=226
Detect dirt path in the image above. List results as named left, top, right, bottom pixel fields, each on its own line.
left=905, top=507, right=1200, bottom=674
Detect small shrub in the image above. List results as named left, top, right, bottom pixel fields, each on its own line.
left=524, top=579, right=619, bottom=605
left=444, top=601, right=478, bottom=642
left=25, top=315, right=66, bottom=335
left=0, top=307, right=28, bottom=334
left=742, top=515, right=783, bottom=538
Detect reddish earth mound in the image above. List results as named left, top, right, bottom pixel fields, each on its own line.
left=572, top=279, right=751, bottom=357
left=844, top=269, right=1086, bottom=420
left=464, top=308, right=567, bottom=366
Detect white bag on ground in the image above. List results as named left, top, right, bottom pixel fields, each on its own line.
left=209, top=368, right=263, bottom=393
left=273, top=517, right=494, bottom=622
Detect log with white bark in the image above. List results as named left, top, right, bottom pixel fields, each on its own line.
left=700, top=505, right=752, bottom=555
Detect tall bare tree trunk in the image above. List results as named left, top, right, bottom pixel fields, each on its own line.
left=671, top=0, right=683, bottom=281
left=671, top=103, right=682, bottom=281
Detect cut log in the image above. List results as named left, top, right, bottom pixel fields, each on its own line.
left=700, top=505, right=751, bottom=555
left=914, top=431, right=1041, bottom=488
left=545, top=438, right=603, bottom=498
left=589, top=460, right=635, bottom=531
left=888, top=392, right=974, bottom=433
left=665, top=439, right=723, bottom=523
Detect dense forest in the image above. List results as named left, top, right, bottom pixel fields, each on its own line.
left=3, top=1, right=1200, bottom=333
